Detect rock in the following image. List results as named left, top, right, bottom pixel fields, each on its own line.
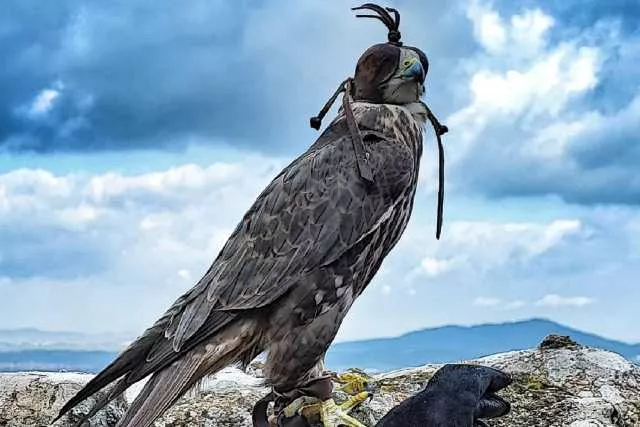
left=1, top=337, right=639, bottom=426
left=539, top=334, right=580, bottom=350
left=0, top=372, right=127, bottom=426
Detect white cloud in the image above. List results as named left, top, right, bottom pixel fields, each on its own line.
left=473, top=297, right=526, bottom=311
left=420, top=257, right=455, bottom=277
left=0, top=156, right=284, bottom=332
left=467, top=0, right=507, bottom=54
left=453, top=43, right=600, bottom=125
left=467, top=1, right=554, bottom=56
left=433, top=219, right=582, bottom=273
left=447, top=0, right=639, bottom=205
left=30, top=90, right=60, bottom=115
left=1, top=162, right=638, bottom=342
left=473, top=297, right=501, bottom=307
left=24, top=81, right=65, bottom=117
left=536, top=294, right=594, bottom=308
left=1, top=0, right=639, bottom=345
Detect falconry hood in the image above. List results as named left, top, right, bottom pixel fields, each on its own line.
left=351, top=4, right=430, bottom=103
left=310, top=3, right=448, bottom=239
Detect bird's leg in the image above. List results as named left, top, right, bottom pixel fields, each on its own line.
left=317, top=398, right=369, bottom=427
left=333, top=368, right=374, bottom=395
left=276, top=376, right=372, bottom=427
left=290, top=397, right=370, bottom=427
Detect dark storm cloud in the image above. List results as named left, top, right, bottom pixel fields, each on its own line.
left=0, top=0, right=475, bottom=154
left=0, top=0, right=272, bottom=152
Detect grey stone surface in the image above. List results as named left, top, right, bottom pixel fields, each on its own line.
left=1, top=336, right=639, bottom=426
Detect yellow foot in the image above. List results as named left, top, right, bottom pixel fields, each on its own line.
left=280, top=371, right=374, bottom=426
left=319, top=397, right=369, bottom=427
left=333, top=369, right=375, bottom=395
left=287, top=393, right=371, bottom=427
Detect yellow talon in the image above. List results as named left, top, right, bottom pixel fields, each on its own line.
left=279, top=371, right=375, bottom=426
left=319, top=398, right=368, bottom=427
left=339, top=391, right=372, bottom=412
left=334, top=369, right=373, bottom=395
left=289, top=392, right=371, bottom=426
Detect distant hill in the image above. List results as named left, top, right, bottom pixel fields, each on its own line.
left=325, top=318, right=640, bottom=372
left=0, top=328, right=131, bottom=352
left=0, top=328, right=128, bottom=372
left=0, top=349, right=117, bottom=372
left=1, top=319, right=637, bottom=373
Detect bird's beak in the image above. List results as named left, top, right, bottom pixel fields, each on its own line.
left=401, top=58, right=425, bottom=83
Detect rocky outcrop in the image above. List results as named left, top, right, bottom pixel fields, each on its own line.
left=1, top=336, right=639, bottom=426
left=0, top=372, right=127, bottom=426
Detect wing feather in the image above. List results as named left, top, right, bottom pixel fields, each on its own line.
left=58, top=112, right=421, bottom=422
left=203, top=129, right=415, bottom=313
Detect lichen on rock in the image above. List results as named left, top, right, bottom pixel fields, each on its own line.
left=1, top=335, right=638, bottom=426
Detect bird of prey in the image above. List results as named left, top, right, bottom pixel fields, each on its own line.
left=56, top=4, right=447, bottom=427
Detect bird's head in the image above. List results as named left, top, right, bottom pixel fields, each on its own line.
left=350, top=4, right=429, bottom=105
left=352, top=43, right=428, bottom=105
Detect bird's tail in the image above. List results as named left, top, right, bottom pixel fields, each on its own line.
left=54, top=317, right=262, bottom=427
left=115, top=321, right=263, bottom=427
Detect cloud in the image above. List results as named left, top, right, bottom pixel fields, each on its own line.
left=420, top=257, right=456, bottom=277
left=2, top=0, right=639, bottom=207
left=472, top=294, right=594, bottom=311
left=28, top=87, right=61, bottom=116
left=0, top=0, right=473, bottom=154
left=473, top=297, right=526, bottom=310
left=0, top=156, right=284, bottom=281
left=1, top=161, right=638, bottom=341
left=473, top=297, right=501, bottom=307
left=445, top=0, right=640, bottom=206
left=1, top=0, right=640, bottom=344
left=403, top=219, right=584, bottom=281
left=536, top=294, right=594, bottom=307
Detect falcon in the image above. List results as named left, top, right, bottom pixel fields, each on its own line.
left=56, top=4, right=448, bottom=427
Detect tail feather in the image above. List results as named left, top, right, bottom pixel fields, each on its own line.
left=68, top=377, right=130, bottom=427
left=117, top=354, right=202, bottom=427
left=55, top=311, right=238, bottom=424
left=54, top=336, right=153, bottom=423
left=116, top=324, right=260, bottom=427
left=55, top=317, right=261, bottom=427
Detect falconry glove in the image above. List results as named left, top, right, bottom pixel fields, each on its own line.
left=376, top=364, right=512, bottom=427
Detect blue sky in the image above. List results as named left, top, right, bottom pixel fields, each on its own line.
left=1, top=0, right=639, bottom=343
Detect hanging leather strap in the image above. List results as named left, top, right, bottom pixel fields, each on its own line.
left=342, top=79, right=375, bottom=183
left=425, top=105, right=448, bottom=240
left=252, top=391, right=275, bottom=427
left=310, top=79, right=375, bottom=184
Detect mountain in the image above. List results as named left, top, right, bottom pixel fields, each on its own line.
left=325, top=318, right=640, bottom=372
left=0, top=319, right=638, bottom=373
left=0, top=328, right=132, bottom=352
left=0, top=328, right=129, bottom=372
left=0, top=350, right=117, bottom=372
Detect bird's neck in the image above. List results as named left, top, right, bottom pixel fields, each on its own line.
left=346, top=101, right=427, bottom=137
left=403, top=101, right=430, bottom=126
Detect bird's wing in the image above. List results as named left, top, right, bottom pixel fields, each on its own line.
left=171, top=123, right=417, bottom=347
left=56, top=121, right=418, bottom=421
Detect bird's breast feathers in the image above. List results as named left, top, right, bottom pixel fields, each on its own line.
left=350, top=101, right=427, bottom=141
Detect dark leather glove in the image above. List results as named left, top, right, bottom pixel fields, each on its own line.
left=375, top=364, right=512, bottom=427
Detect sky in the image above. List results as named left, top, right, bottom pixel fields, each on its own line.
left=1, top=0, right=639, bottom=344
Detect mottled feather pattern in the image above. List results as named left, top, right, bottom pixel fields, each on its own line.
left=56, top=102, right=426, bottom=427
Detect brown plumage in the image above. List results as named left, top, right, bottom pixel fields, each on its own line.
left=55, top=4, right=446, bottom=427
